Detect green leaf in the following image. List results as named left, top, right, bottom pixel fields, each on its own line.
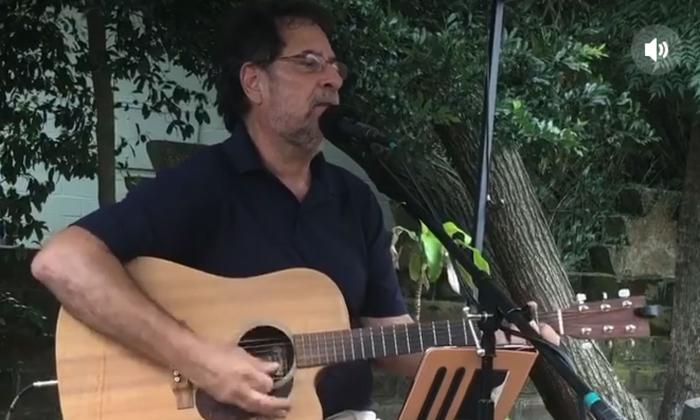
left=141, top=103, right=151, bottom=119
left=420, top=222, right=444, bottom=282
left=442, top=221, right=490, bottom=275
left=470, top=247, right=491, bottom=274
left=444, top=253, right=461, bottom=295
left=456, top=263, right=477, bottom=292
left=393, top=226, right=418, bottom=242
left=443, top=221, right=471, bottom=245
left=409, top=252, right=423, bottom=282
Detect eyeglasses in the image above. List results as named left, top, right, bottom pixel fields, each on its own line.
left=275, top=52, right=349, bottom=80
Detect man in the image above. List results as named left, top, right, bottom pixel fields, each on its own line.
left=32, top=2, right=556, bottom=419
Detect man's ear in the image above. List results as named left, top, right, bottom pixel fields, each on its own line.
left=240, top=63, right=264, bottom=106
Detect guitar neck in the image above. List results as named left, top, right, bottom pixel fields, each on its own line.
left=293, top=319, right=475, bottom=367
left=292, top=295, right=652, bottom=367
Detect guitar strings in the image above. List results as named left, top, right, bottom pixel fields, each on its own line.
left=241, top=329, right=620, bottom=365
left=235, top=309, right=630, bottom=347
left=239, top=328, right=493, bottom=353
left=240, top=338, right=534, bottom=363
left=236, top=309, right=639, bottom=361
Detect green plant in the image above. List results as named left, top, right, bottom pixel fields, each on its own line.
left=0, top=291, right=50, bottom=350
left=391, top=221, right=489, bottom=319
left=0, top=1, right=218, bottom=244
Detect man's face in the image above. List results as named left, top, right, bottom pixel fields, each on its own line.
left=256, top=21, right=344, bottom=154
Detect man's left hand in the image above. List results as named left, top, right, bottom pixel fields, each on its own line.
left=495, top=301, right=561, bottom=347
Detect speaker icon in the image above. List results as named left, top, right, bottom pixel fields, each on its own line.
left=632, top=25, right=680, bottom=75
left=644, top=38, right=669, bottom=62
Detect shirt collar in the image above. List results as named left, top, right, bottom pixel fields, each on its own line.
left=223, top=123, right=264, bottom=173
left=223, top=122, right=336, bottom=195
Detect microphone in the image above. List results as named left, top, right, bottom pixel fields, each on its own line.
left=320, top=106, right=397, bottom=149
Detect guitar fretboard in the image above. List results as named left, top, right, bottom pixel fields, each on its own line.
left=292, top=319, right=475, bottom=368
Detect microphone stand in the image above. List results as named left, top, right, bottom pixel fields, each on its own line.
left=336, top=0, right=625, bottom=417
left=364, top=144, right=624, bottom=420
left=471, top=0, right=506, bottom=418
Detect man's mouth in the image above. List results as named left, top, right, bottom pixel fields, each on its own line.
left=314, top=102, right=337, bottom=109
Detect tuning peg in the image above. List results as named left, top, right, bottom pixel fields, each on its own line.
left=618, top=288, right=633, bottom=307
left=600, top=293, right=612, bottom=311
left=600, top=292, right=611, bottom=312
left=607, top=340, right=614, bottom=349
left=575, top=293, right=589, bottom=311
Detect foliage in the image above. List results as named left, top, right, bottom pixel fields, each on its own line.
left=0, top=0, right=219, bottom=245
left=504, top=0, right=700, bottom=268
left=392, top=220, right=489, bottom=316
left=496, top=21, right=660, bottom=269
left=2, top=0, right=667, bottom=270
left=596, top=0, right=700, bottom=182
left=328, top=0, right=660, bottom=270
left=1, top=2, right=95, bottom=244
left=600, top=1, right=700, bottom=102
left=327, top=0, right=486, bottom=155
left=0, top=290, right=50, bottom=349
left=585, top=3, right=700, bottom=418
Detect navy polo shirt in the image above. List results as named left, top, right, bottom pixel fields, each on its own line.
left=73, top=123, right=408, bottom=417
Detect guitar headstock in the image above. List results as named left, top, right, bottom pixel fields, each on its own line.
left=554, top=290, right=659, bottom=339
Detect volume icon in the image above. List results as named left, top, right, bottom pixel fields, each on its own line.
left=644, top=38, right=669, bottom=62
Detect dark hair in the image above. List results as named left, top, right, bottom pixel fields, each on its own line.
left=214, top=1, right=335, bottom=131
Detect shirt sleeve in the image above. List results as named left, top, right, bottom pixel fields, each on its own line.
left=73, top=155, right=216, bottom=264
left=360, top=187, right=408, bottom=318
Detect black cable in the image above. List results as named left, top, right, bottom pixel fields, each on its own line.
left=501, top=327, right=592, bottom=420
left=4, top=380, right=58, bottom=420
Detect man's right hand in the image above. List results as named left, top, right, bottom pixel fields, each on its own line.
left=192, top=342, right=292, bottom=418
left=31, top=226, right=290, bottom=417
left=31, top=227, right=292, bottom=418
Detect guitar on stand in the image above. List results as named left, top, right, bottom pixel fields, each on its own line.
left=54, top=257, right=657, bottom=420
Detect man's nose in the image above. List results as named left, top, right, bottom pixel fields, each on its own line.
left=320, top=65, right=344, bottom=91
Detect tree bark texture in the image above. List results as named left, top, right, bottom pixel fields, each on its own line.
left=659, top=122, right=700, bottom=420
left=434, top=123, right=651, bottom=420
left=335, top=124, right=650, bottom=418
left=344, top=145, right=509, bottom=294
left=87, top=6, right=115, bottom=208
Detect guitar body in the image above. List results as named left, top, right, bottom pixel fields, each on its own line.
left=55, top=257, right=350, bottom=420
left=55, top=257, right=655, bottom=420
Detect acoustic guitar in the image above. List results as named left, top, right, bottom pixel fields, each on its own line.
left=54, top=257, right=652, bottom=420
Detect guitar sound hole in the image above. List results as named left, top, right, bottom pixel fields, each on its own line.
left=195, top=325, right=295, bottom=420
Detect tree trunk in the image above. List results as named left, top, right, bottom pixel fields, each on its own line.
left=343, top=144, right=509, bottom=293
left=659, top=121, right=700, bottom=420
left=333, top=124, right=649, bottom=418
left=87, top=6, right=115, bottom=208
left=433, top=124, right=651, bottom=419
